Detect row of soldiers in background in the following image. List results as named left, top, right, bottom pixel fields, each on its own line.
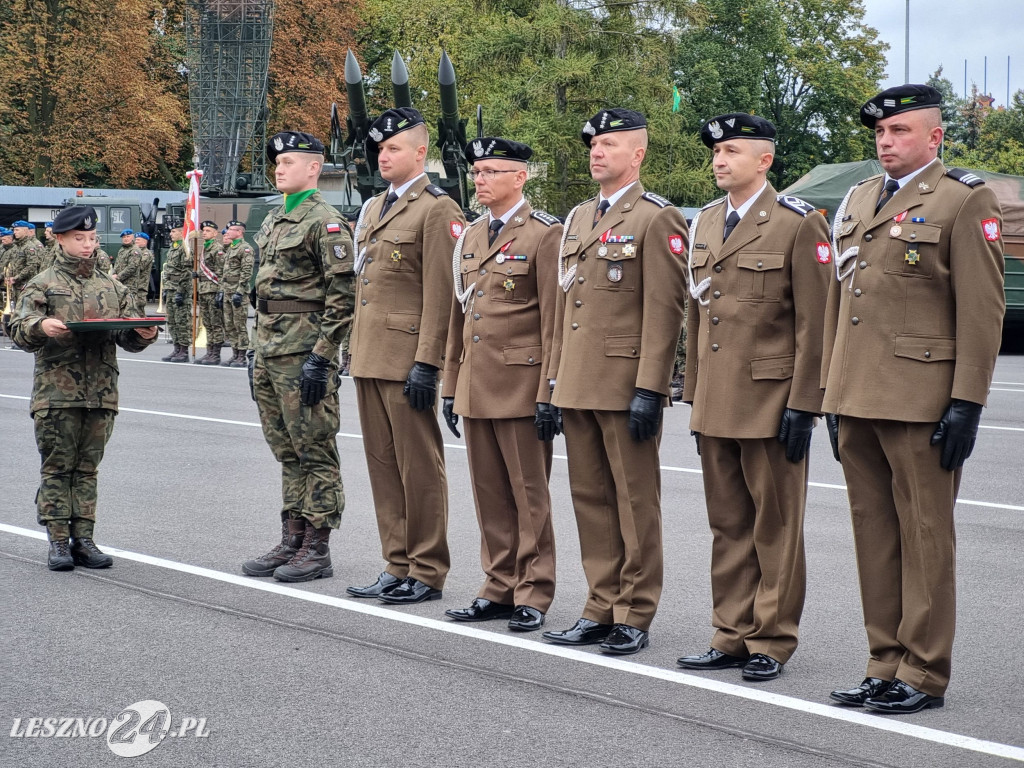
left=159, top=220, right=255, bottom=366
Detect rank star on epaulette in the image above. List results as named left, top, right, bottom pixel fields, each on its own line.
left=425, top=184, right=447, bottom=197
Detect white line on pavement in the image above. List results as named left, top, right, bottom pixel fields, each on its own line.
left=1, top=522, right=1021, bottom=763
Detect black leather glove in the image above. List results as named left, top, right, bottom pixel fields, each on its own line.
left=777, top=408, right=815, bottom=463
left=191, top=270, right=200, bottom=279
left=249, top=286, right=257, bottom=309
left=825, top=414, right=841, bottom=462
left=535, top=402, right=562, bottom=442
left=231, top=292, right=243, bottom=307
left=173, top=291, right=184, bottom=307
left=691, top=430, right=701, bottom=456
left=246, top=349, right=256, bottom=402
left=403, top=362, right=438, bottom=411
left=442, top=397, right=460, bottom=438
left=930, top=399, right=983, bottom=470
left=214, top=291, right=224, bottom=310
left=299, top=352, right=332, bottom=406
left=628, top=388, right=662, bottom=442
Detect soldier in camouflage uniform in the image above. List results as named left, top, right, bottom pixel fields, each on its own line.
left=241, top=130, right=355, bottom=583
left=114, top=228, right=137, bottom=272
left=220, top=220, right=254, bottom=367
left=131, top=232, right=155, bottom=315
left=38, top=221, right=59, bottom=273
left=111, top=230, right=145, bottom=310
left=671, top=303, right=688, bottom=401
left=194, top=220, right=226, bottom=365
left=9, top=206, right=157, bottom=571
left=160, top=225, right=193, bottom=362
left=6, top=221, right=45, bottom=303
left=0, top=226, right=13, bottom=282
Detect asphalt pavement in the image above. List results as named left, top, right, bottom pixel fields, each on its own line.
left=1, top=325, right=1022, bottom=768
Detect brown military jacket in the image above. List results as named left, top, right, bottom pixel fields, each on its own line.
left=549, top=182, right=688, bottom=409
left=349, top=175, right=464, bottom=381
left=821, top=161, right=1005, bottom=421
left=441, top=202, right=562, bottom=419
left=683, top=185, right=831, bottom=438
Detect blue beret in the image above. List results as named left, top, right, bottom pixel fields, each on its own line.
left=0, top=227, right=12, bottom=236
left=121, top=229, right=135, bottom=237
left=45, top=221, right=53, bottom=228
left=134, top=232, right=150, bottom=241
left=13, top=220, right=31, bottom=228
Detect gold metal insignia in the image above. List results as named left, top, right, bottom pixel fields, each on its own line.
left=503, top=277, right=516, bottom=293
left=390, top=250, right=402, bottom=262
left=905, top=246, right=920, bottom=265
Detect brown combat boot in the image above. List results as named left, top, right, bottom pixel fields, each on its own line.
left=161, top=345, right=178, bottom=362
left=273, top=523, right=333, bottom=583
left=197, top=344, right=222, bottom=365
left=170, top=345, right=190, bottom=363
left=221, top=348, right=237, bottom=367
left=193, top=347, right=210, bottom=364
left=242, top=516, right=305, bottom=577
left=229, top=349, right=249, bottom=368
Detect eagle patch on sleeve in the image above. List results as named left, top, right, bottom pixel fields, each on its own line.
left=816, top=242, right=832, bottom=263
left=982, top=218, right=1000, bottom=241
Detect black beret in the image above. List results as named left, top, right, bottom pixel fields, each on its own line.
left=52, top=206, right=98, bottom=234
left=227, top=220, right=245, bottom=228
left=366, top=108, right=425, bottom=154
left=861, top=84, right=942, bottom=129
left=465, top=137, right=533, bottom=164
left=700, top=113, right=777, bottom=147
left=581, top=109, right=647, bottom=147
left=267, top=131, right=325, bottom=163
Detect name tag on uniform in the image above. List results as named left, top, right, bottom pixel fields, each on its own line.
left=566, top=234, right=579, bottom=241
left=463, top=252, right=475, bottom=260
left=694, top=243, right=707, bottom=250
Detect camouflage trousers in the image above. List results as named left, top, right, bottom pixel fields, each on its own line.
left=33, top=407, right=116, bottom=540
left=197, top=293, right=225, bottom=346
left=166, top=296, right=193, bottom=346
left=221, top=302, right=249, bottom=351
left=254, top=351, right=344, bottom=529
left=674, top=300, right=688, bottom=375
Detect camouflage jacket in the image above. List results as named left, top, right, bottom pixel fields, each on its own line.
left=10, top=236, right=45, bottom=287
left=10, top=250, right=155, bottom=414
left=135, top=247, right=154, bottom=298
left=197, top=239, right=225, bottom=294
left=113, top=245, right=144, bottom=286
left=38, top=242, right=60, bottom=273
left=95, top=247, right=112, bottom=274
left=0, top=244, right=11, bottom=274
left=253, top=191, right=355, bottom=360
left=220, top=239, right=256, bottom=295
left=161, top=242, right=192, bottom=294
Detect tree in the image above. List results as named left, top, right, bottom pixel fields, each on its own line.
left=0, top=0, right=188, bottom=188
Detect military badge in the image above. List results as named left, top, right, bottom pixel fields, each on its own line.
left=708, top=121, right=723, bottom=139
left=668, top=234, right=685, bottom=254
left=503, top=278, right=516, bottom=292
left=918, top=182, right=929, bottom=191
left=863, top=102, right=884, bottom=119
left=325, top=222, right=342, bottom=234
left=368, top=127, right=383, bottom=142
left=583, top=122, right=596, bottom=136
left=273, top=136, right=284, bottom=151
left=597, top=245, right=608, bottom=257
left=450, top=221, right=464, bottom=239
left=816, top=242, right=832, bottom=264
left=982, top=218, right=1001, bottom=241
left=84, top=216, right=93, bottom=228
left=334, top=245, right=346, bottom=259
left=622, top=244, right=635, bottom=256
left=496, top=254, right=505, bottom=264
left=607, top=264, right=623, bottom=282
left=890, top=225, right=902, bottom=237
left=391, top=250, right=402, bottom=262
left=905, top=246, right=920, bottom=265
left=472, top=140, right=483, bottom=157
left=514, top=216, right=524, bottom=224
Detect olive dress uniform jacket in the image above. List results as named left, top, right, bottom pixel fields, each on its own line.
left=441, top=203, right=562, bottom=417
left=684, top=185, right=831, bottom=436
left=822, top=160, right=1004, bottom=417
left=549, top=182, right=689, bottom=404
left=349, top=175, right=464, bottom=380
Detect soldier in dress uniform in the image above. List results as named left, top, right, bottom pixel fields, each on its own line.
left=220, top=220, right=255, bottom=367
left=823, top=85, right=1005, bottom=714
left=676, top=113, right=831, bottom=682
left=193, top=220, right=227, bottom=365
left=345, top=107, right=464, bottom=605
left=9, top=206, right=157, bottom=570
left=541, top=109, right=688, bottom=655
left=440, top=137, right=562, bottom=632
left=161, top=224, right=193, bottom=362
left=241, top=130, right=355, bottom=583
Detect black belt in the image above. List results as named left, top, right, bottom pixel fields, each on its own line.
left=257, top=299, right=326, bottom=314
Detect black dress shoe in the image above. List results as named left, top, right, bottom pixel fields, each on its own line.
left=346, top=571, right=402, bottom=599
left=70, top=538, right=113, bottom=568
left=378, top=577, right=442, bottom=605
left=599, top=624, right=649, bottom=655
left=542, top=618, right=614, bottom=645
left=508, top=605, right=545, bottom=632
left=830, top=677, right=892, bottom=706
left=677, top=647, right=748, bottom=670
left=445, top=598, right=515, bottom=622
left=863, top=679, right=944, bottom=714
left=742, top=653, right=783, bottom=681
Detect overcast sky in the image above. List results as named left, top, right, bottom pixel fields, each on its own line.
left=861, top=0, right=1023, bottom=106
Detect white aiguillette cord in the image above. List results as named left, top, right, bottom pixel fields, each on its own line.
left=556, top=205, right=580, bottom=293
left=686, top=207, right=711, bottom=306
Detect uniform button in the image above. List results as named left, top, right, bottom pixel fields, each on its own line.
left=578, top=276, right=585, bottom=284
left=854, top=288, right=862, bottom=297
left=367, top=257, right=373, bottom=263
left=473, top=313, right=480, bottom=320
left=571, top=322, right=579, bottom=330
left=711, top=343, right=719, bottom=351
left=362, top=278, right=369, bottom=285
left=851, top=317, right=860, bottom=325
left=713, top=290, right=721, bottom=299
left=756, top=261, right=763, bottom=268
left=579, top=254, right=587, bottom=261
left=574, top=300, right=582, bottom=307
left=472, top=335, right=480, bottom=343
left=864, top=234, right=873, bottom=242
left=370, top=238, right=377, bottom=244
left=477, top=290, right=484, bottom=297
left=480, top=268, right=487, bottom=275
left=410, top=325, right=416, bottom=331
left=714, top=265, right=722, bottom=273
left=711, top=316, right=719, bottom=325
left=924, top=350, right=931, bottom=358
left=859, top=260, right=867, bottom=269
left=360, top=299, right=367, bottom=306
left=528, top=357, right=535, bottom=363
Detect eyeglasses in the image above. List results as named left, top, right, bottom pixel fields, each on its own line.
left=467, top=169, right=520, bottom=181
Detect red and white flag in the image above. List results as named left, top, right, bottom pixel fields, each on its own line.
left=183, top=168, right=203, bottom=259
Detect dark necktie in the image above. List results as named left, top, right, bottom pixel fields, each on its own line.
left=592, top=199, right=610, bottom=228
left=379, top=191, right=399, bottom=220
left=875, top=179, right=900, bottom=214
left=723, top=211, right=740, bottom=242
left=488, top=219, right=503, bottom=246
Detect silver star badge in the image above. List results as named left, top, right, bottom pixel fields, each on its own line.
left=514, top=216, right=524, bottom=224
left=918, top=182, right=929, bottom=190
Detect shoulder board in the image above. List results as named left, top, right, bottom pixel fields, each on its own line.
left=701, top=196, right=726, bottom=211
left=641, top=191, right=672, bottom=208
left=531, top=210, right=560, bottom=227
left=776, top=194, right=817, bottom=217
left=858, top=173, right=882, bottom=186
left=468, top=216, right=489, bottom=228
left=425, top=184, right=448, bottom=198
left=946, top=168, right=985, bottom=187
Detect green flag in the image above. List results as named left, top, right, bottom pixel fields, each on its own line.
left=672, top=84, right=681, bottom=113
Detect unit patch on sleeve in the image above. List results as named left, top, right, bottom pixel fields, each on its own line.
left=982, top=218, right=1001, bottom=241
left=325, top=222, right=342, bottom=234
left=668, top=234, right=685, bottom=254
left=816, top=242, right=832, bottom=263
